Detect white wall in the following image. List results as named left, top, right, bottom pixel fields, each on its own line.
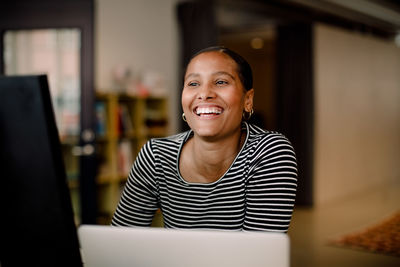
left=95, top=0, right=182, bottom=133
left=313, top=23, right=400, bottom=206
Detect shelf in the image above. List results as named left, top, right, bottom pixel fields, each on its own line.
left=94, top=91, right=168, bottom=223
left=60, top=135, right=80, bottom=145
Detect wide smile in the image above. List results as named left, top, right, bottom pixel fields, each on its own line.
left=194, top=106, right=223, bottom=118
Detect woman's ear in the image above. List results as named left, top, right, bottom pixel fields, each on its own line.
left=244, top=89, right=254, bottom=112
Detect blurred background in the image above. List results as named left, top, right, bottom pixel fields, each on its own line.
left=1, top=0, right=399, bottom=266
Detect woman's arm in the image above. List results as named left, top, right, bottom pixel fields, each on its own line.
left=243, top=133, right=298, bottom=232
left=111, top=141, right=159, bottom=227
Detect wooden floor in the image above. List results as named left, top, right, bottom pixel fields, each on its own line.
left=288, top=182, right=400, bottom=267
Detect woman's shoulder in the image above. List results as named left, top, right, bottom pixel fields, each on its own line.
left=247, top=123, right=291, bottom=143
left=246, top=123, right=296, bottom=158
left=145, top=131, right=190, bottom=153
left=245, top=123, right=297, bottom=168
left=151, top=131, right=189, bottom=144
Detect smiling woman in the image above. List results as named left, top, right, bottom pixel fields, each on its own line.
left=112, top=46, right=298, bottom=232
left=182, top=50, right=252, bottom=142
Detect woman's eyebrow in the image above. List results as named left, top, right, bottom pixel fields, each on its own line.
left=213, top=71, right=236, bottom=80
left=184, top=73, right=200, bottom=80
left=185, top=71, right=236, bottom=81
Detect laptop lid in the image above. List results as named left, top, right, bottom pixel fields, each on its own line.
left=78, top=225, right=289, bottom=267
left=0, top=75, right=82, bottom=267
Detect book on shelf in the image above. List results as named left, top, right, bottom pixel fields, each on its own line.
left=117, top=140, right=134, bottom=176
left=95, top=101, right=107, bottom=137
left=117, top=103, right=134, bottom=137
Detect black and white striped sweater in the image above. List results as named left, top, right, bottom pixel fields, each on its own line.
left=112, top=122, right=297, bottom=232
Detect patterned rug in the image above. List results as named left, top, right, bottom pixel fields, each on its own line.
left=329, top=211, right=400, bottom=257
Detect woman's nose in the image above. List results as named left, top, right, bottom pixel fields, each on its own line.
left=198, top=83, right=216, bottom=100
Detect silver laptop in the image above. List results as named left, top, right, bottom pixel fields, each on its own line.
left=78, top=225, right=289, bottom=267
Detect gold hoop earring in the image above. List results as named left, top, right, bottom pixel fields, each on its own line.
left=182, top=113, right=187, bottom=122
left=243, top=108, right=254, bottom=120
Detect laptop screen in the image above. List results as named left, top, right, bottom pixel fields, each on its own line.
left=0, top=75, right=82, bottom=267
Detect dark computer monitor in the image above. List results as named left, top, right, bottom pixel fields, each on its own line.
left=0, top=75, right=82, bottom=267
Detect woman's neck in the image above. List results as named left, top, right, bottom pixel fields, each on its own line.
left=180, top=128, right=245, bottom=183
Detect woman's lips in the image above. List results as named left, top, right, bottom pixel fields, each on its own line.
left=194, top=106, right=223, bottom=116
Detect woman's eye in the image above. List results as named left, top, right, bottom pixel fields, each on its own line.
left=216, top=80, right=228, bottom=85
left=187, top=81, right=199, bottom=87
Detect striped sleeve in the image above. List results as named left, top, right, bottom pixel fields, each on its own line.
left=243, top=133, right=298, bottom=232
left=111, top=140, right=159, bottom=227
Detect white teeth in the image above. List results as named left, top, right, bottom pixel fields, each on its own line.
left=196, top=107, right=222, bottom=115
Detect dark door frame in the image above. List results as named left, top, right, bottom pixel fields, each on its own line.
left=0, top=0, right=97, bottom=223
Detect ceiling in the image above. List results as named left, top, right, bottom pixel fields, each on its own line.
left=288, top=0, right=400, bottom=34
left=216, top=0, right=400, bottom=39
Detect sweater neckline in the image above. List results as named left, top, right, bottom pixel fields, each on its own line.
left=176, top=122, right=249, bottom=186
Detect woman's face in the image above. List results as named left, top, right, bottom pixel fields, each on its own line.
left=182, top=51, right=254, bottom=141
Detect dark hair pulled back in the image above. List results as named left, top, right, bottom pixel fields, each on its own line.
left=186, top=46, right=253, bottom=91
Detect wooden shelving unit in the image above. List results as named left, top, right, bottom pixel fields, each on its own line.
left=94, top=92, right=168, bottom=224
